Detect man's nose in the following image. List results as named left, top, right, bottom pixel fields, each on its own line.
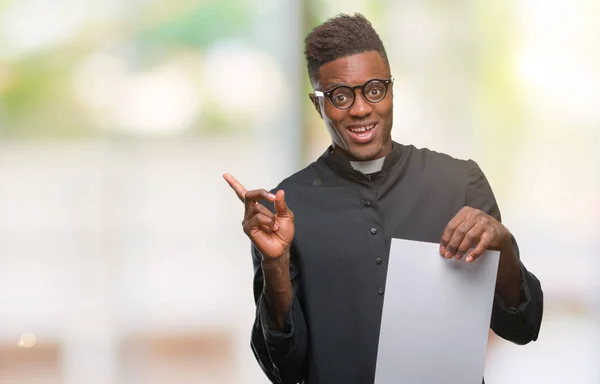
left=348, top=90, right=373, bottom=117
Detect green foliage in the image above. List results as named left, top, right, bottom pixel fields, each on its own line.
left=0, top=0, right=254, bottom=139
left=135, top=0, right=253, bottom=50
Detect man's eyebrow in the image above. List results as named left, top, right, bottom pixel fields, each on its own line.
left=319, top=81, right=348, bottom=91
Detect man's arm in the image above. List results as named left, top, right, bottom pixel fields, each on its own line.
left=251, top=244, right=308, bottom=384
left=261, top=250, right=293, bottom=330
left=465, top=160, right=543, bottom=344
left=222, top=175, right=308, bottom=383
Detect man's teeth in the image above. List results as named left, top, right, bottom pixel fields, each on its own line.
left=349, top=124, right=375, bottom=133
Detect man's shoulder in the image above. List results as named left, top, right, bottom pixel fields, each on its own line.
left=271, top=160, right=326, bottom=193
left=401, top=143, right=467, bottom=164
left=402, top=145, right=476, bottom=184
left=400, top=143, right=472, bottom=175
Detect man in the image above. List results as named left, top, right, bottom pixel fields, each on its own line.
left=224, top=13, right=543, bottom=384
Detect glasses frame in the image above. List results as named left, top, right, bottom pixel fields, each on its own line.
left=313, top=78, right=394, bottom=110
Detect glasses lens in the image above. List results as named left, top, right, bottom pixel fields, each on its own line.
left=364, top=80, right=387, bottom=103
left=331, top=87, right=354, bottom=109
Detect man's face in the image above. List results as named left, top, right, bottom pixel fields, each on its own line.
left=310, top=51, right=393, bottom=161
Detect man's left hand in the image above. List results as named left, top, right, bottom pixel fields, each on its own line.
left=439, top=206, right=511, bottom=263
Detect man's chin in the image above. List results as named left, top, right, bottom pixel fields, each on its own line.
left=347, top=144, right=384, bottom=161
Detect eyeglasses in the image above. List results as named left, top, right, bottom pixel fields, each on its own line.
left=313, top=78, right=393, bottom=110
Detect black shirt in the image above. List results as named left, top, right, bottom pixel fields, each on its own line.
left=249, top=142, right=543, bottom=384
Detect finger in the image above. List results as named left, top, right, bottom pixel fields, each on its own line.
left=260, top=225, right=274, bottom=234
left=223, top=173, right=247, bottom=202
left=274, top=190, right=293, bottom=218
left=248, top=203, right=276, bottom=219
left=466, top=232, right=493, bottom=263
left=440, top=207, right=472, bottom=255
left=243, top=213, right=278, bottom=234
left=455, top=223, right=485, bottom=260
left=245, top=189, right=277, bottom=203
left=247, top=203, right=278, bottom=231
left=244, top=189, right=277, bottom=212
left=445, top=219, right=476, bottom=259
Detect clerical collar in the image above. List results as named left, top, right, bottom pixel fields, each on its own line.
left=322, top=141, right=402, bottom=175
left=350, top=157, right=385, bottom=175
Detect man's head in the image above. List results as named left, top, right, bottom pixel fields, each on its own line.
left=305, top=13, right=393, bottom=161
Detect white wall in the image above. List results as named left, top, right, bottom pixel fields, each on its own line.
left=0, top=138, right=292, bottom=383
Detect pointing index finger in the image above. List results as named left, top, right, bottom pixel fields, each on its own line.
left=223, top=173, right=247, bottom=202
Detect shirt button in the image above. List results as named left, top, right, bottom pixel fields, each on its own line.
left=378, top=288, right=385, bottom=296
left=376, top=258, right=383, bottom=265
left=364, top=199, right=371, bottom=207
left=370, top=228, right=378, bottom=235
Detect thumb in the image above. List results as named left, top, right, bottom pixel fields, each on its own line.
left=274, top=190, right=292, bottom=218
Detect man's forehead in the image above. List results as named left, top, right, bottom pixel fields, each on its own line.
left=317, top=51, right=389, bottom=88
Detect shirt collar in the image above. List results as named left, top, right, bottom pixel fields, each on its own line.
left=322, top=141, right=402, bottom=177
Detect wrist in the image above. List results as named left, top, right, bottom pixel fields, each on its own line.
left=261, top=249, right=291, bottom=269
left=496, top=244, right=521, bottom=297
left=498, top=228, right=513, bottom=252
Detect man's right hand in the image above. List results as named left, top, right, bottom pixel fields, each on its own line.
left=223, top=173, right=295, bottom=331
left=223, top=173, right=295, bottom=260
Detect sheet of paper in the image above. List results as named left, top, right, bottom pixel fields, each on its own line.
left=374, top=238, right=500, bottom=384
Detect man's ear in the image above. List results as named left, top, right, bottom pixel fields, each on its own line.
left=309, top=93, right=323, bottom=119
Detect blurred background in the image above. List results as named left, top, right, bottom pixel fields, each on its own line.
left=0, top=0, right=598, bottom=383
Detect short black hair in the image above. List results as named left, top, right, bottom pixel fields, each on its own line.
left=304, top=13, right=389, bottom=86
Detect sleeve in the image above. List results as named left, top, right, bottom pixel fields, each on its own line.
left=250, top=243, right=308, bottom=383
left=465, top=159, right=544, bottom=345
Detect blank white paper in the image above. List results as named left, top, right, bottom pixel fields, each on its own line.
left=374, top=238, right=500, bottom=384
